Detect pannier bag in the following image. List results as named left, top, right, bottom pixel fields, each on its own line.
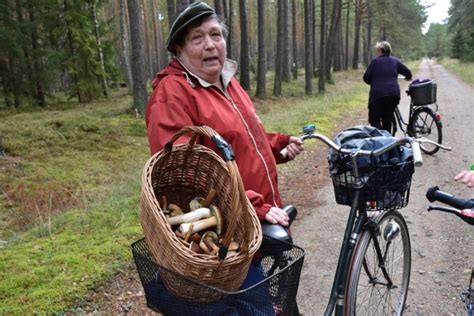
left=328, top=125, right=415, bottom=210
left=408, top=79, right=437, bottom=106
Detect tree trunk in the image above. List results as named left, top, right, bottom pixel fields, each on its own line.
left=127, top=0, right=148, bottom=115
left=344, top=0, right=350, bottom=70
left=177, top=0, right=190, bottom=12
left=334, top=22, right=343, bottom=71
left=92, top=0, right=109, bottom=97
left=352, top=0, right=362, bottom=69
left=239, top=0, right=250, bottom=90
left=312, top=0, right=317, bottom=77
left=16, top=0, right=35, bottom=100
left=63, top=0, right=82, bottom=102
left=119, top=0, right=133, bottom=91
left=27, top=0, right=45, bottom=106
left=273, top=0, right=284, bottom=96
left=318, top=0, right=326, bottom=92
left=151, top=0, right=161, bottom=74
left=282, top=0, right=291, bottom=82
left=1, top=72, right=12, bottom=107
left=227, top=0, right=233, bottom=59
left=255, top=0, right=266, bottom=99
left=167, top=0, right=176, bottom=28
left=304, top=0, right=313, bottom=95
left=325, top=0, right=342, bottom=80
left=292, top=0, right=298, bottom=80
left=214, top=0, right=223, bottom=16
left=364, top=0, right=372, bottom=67
left=7, top=55, right=21, bottom=107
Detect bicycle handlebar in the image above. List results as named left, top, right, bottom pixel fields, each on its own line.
left=426, top=186, right=474, bottom=225
left=280, top=126, right=451, bottom=168
left=426, top=186, right=474, bottom=210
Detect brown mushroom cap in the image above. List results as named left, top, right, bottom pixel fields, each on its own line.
left=200, top=231, right=219, bottom=255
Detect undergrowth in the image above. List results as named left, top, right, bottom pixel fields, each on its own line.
left=0, top=67, right=377, bottom=313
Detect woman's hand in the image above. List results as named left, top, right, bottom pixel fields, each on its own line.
left=264, top=207, right=289, bottom=226
left=285, top=136, right=304, bottom=160
left=454, top=170, right=474, bottom=188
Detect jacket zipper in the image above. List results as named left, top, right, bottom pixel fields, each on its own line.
left=222, top=91, right=278, bottom=206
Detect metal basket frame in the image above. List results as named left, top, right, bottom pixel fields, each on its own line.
left=131, top=237, right=304, bottom=316
left=331, top=159, right=414, bottom=210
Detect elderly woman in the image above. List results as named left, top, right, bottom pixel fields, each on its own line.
left=146, top=2, right=304, bottom=226
left=363, top=41, right=412, bottom=132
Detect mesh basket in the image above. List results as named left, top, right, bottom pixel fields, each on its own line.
left=140, top=126, right=262, bottom=303
left=131, top=237, right=304, bottom=316
left=408, top=79, right=437, bottom=106
left=331, top=160, right=414, bottom=210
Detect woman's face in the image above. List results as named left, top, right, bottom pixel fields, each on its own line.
left=176, top=17, right=226, bottom=85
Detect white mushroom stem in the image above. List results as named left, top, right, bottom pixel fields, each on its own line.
left=168, top=207, right=211, bottom=226
left=179, top=216, right=217, bottom=234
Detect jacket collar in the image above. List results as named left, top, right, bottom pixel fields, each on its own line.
left=175, top=57, right=237, bottom=91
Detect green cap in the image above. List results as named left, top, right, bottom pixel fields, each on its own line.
left=166, top=2, right=215, bottom=54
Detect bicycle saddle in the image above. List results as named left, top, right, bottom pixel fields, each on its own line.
left=259, top=205, right=297, bottom=255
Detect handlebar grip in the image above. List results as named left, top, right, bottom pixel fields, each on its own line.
left=280, top=147, right=288, bottom=159
left=412, top=141, right=422, bottom=167
left=426, top=186, right=474, bottom=209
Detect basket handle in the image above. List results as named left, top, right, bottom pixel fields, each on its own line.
left=165, top=126, right=252, bottom=260
left=165, top=126, right=235, bottom=162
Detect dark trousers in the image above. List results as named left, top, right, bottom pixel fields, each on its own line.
left=368, top=96, right=400, bottom=132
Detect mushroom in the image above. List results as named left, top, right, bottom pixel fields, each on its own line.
left=178, top=205, right=223, bottom=235
left=183, top=223, right=194, bottom=242
left=160, top=195, right=170, bottom=214
left=189, top=241, right=203, bottom=254
left=189, top=233, right=202, bottom=243
left=168, top=204, right=183, bottom=217
left=229, top=240, right=239, bottom=252
left=189, top=189, right=217, bottom=211
left=199, top=231, right=219, bottom=255
left=168, top=207, right=211, bottom=226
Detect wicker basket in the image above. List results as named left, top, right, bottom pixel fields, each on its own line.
left=140, top=126, right=262, bottom=303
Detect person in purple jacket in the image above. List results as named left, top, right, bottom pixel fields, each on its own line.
left=363, top=41, right=412, bottom=132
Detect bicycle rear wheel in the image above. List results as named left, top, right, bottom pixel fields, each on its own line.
left=344, top=210, right=411, bottom=315
left=409, top=107, right=442, bottom=154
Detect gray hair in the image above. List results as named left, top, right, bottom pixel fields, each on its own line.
left=375, top=41, right=392, bottom=55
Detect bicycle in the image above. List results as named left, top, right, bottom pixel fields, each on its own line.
left=282, top=124, right=451, bottom=315
left=425, top=186, right=474, bottom=315
left=391, top=79, right=443, bottom=155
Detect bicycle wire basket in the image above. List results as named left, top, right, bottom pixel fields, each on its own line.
left=140, top=126, right=262, bottom=303
left=131, top=236, right=305, bottom=316
left=408, top=79, right=437, bottom=106
left=330, top=158, right=414, bottom=210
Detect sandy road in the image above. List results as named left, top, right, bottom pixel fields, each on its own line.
left=293, top=58, right=474, bottom=315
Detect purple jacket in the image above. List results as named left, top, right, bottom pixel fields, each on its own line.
left=363, top=55, right=412, bottom=105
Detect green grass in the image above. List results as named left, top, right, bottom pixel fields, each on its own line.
left=438, top=58, right=474, bottom=85
left=0, top=69, right=372, bottom=314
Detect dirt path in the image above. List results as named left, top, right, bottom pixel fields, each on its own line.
left=294, top=58, right=474, bottom=315
left=76, top=59, right=473, bottom=315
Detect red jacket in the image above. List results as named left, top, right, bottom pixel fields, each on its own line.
left=145, top=58, right=291, bottom=219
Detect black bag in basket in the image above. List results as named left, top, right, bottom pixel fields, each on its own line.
left=328, top=125, right=414, bottom=209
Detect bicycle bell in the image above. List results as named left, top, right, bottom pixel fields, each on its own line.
left=302, top=124, right=316, bottom=135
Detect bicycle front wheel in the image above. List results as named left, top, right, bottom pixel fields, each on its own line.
left=409, top=107, right=442, bottom=154
left=344, top=211, right=411, bottom=316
